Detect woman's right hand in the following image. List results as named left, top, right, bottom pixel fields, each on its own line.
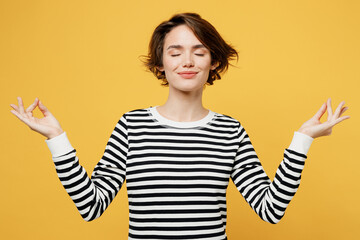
left=10, top=97, right=64, bottom=139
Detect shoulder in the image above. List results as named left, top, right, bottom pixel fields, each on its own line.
left=212, top=111, right=242, bottom=128
left=116, top=107, right=152, bottom=124
left=112, top=107, right=150, bottom=131
left=213, top=112, right=248, bottom=140
left=124, top=108, right=149, bottom=116
left=119, top=107, right=150, bottom=118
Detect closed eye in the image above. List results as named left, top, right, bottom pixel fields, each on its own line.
left=170, top=53, right=205, bottom=57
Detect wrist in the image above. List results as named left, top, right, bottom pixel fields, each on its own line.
left=298, top=128, right=314, bottom=138
left=288, top=131, right=314, bottom=155
left=45, top=131, right=74, bottom=158
left=47, top=129, right=64, bottom=140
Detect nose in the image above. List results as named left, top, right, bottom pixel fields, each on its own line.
left=182, top=52, right=194, bottom=68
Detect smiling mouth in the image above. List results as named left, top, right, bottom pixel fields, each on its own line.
left=178, top=72, right=198, bottom=79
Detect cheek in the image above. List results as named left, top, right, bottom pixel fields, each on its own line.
left=197, top=57, right=213, bottom=69
left=163, top=57, right=180, bottom=70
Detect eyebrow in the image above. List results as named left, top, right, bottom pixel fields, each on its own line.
left=166, top=44, right=206, bottom=50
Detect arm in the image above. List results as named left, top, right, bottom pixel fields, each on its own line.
left=231, top=98, right=349, bottom=224
left=45, top=116, right=128, bottom=221
left=231, top=128, right=312, bottom=224
left=10, top=97, right=128, bottom=221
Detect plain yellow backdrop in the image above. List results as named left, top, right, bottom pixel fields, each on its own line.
left=1, top=0, right=359, bottom=239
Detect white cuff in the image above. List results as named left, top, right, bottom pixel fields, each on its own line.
left=45, top=132, right=74, bottom=157
left=288, top=131, right=314, bottom=155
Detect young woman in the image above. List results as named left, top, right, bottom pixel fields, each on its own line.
left=10, top=13, right=349, bottom=240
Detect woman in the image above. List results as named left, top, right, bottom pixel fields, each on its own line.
left=10, top=13, right=349, bottom=239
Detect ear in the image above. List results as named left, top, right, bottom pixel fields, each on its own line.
left=210, top=62, right=219, bottom=71
left=156, top=66, right=164, bottom=72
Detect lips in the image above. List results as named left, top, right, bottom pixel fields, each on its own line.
left=178, top=71, right=198, bottom=79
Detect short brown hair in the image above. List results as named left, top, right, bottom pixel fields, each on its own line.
left=143, top=13, right=238, bottom=86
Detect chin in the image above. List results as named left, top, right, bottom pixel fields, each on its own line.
left=168, top=78, right=207, bottom=92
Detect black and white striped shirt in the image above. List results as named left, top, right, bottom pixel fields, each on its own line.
left=46, top=106, right=313, bottom=240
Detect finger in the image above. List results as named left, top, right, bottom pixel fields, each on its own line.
left=26, top=97, right=39, bottom=113
left=339, top=106, right=348, bottom=117
left=327, top=98, right=333, bottom=120
left=333, top=115, right=350, bottom=126
left=10, top=109, right=21, bottom=119
left=10, top=109, right=31, bottom=126
left=313, top=102, right=327, bottom=120
left=333, top=101, right=345, bottom=118
left=10, top=104, right=20, bottom=112
left=38, top=100, right=51, bottom=116
left=17, top=97, right=25, bottom=115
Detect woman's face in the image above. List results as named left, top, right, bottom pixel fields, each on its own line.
left=158, top=25, right=217, bottom=93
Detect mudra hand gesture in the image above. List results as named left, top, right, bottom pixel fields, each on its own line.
left=297, top=98, right=350, bottom=138
left=10, top=97, right=349, bottom=140
left=10, top=97, right=64, bottom=139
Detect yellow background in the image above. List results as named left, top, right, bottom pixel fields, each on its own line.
left=1, top=0, right=359, bottom=239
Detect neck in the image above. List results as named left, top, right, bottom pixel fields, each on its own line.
left=156, top=86, right=208, bottom=122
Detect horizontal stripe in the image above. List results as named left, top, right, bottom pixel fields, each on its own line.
left=51, top=107, right=307, bottom=239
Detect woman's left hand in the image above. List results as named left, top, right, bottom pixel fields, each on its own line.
left=298, top=98, right=350, bottom=139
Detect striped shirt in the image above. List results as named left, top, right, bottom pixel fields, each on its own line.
left=46, top=106, right=313, bottom=240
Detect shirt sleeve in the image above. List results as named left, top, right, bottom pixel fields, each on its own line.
left=230, top=124, right=313, bottom=224
left=45, top=114, right=128, bottom=221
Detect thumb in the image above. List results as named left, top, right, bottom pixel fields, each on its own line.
left=38, top=100, right=52, bottom=117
